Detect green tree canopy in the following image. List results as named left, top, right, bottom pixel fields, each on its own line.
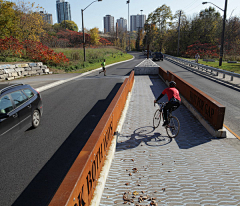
left=60, top=20, right=78, bottom=31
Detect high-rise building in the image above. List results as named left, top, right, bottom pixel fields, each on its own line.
left=130, top=14, right=146, bottom=31
left=56, top=0, right=71, bottom=24
left=117, top=17, right=127, bottom=31
left=39, top=11, right=53, bottom=25
left=103, top=15, right=114, bottom=33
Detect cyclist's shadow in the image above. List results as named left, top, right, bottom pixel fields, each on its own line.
left=116, top=126, right=172, bottom=152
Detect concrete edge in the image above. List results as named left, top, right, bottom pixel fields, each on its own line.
left=36, top=55, right=135, bottom=92
left=90, top=80, right=135, bottom=206
left=158, top=74, right=227, bottom=138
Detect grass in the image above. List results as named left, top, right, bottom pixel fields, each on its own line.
left=51, top=47, right=133, bottom=73
left=179, top=57, right=240, bottom=74
left=0, top=47, right=133, bottom=73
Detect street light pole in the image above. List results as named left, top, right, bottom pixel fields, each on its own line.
left=127, top=0, right=130, bottom=51
left=219, top=0, right=228, bottom=66
left=202, top=0, right=228, bottom=66
left=82, top=0, right=102, bottom=62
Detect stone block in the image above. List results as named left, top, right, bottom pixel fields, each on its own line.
left=16, top=63, right=29, bottom=68
left=6, top=77, right=14, bottom=80
left=31, top=66, right=41, bottom=70
left=17, top=72, right=22, bottom=76
left=29, top=63, right=37, bottom=67
left=24, top=67, right=32, bottom=71
left=41, top=65, right=47, bottom=69
left=36, top=62, right=43, bottom=66
left=8, top=65, right=16, bottom=69
left=4, top=69, right=15, bottom=74
left=0, top=70, right=4, bottom=75
left=43, top=68, right=50, bottom=73
left=21, top=71, right=29, bottom=76
left=11, top=72, right=18, bottom=77
left=0, top=74, right=8, bottom=79
left=0, top=65, right=11, bottom=69
left=14, top=76, right=21, bottom=79
left=15, top=67, right=25, bottom=72
left=28, top=70, right=37, bottom=75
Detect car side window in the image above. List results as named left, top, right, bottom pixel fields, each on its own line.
left=10, top=91, right=28, bottom=107
left=0, top=95, right=14, bottom=114
left=23, top=89, right=34, bottom=98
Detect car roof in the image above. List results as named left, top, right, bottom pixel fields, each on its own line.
left=0, top=83, right=25, bottom=95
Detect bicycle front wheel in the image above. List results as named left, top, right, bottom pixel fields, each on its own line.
left=166, top=116, right=180, bottom=138
left=153, top=109, right=161, bottom=129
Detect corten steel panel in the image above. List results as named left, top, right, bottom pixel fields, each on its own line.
left=167, top=71, right=225, bottom=130
left=159, top=67, right=168, bottom=80
left=49, top=72, right=134, bottom=206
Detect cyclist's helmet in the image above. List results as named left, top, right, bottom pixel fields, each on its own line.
left=169, top=81, right=176, bottom=87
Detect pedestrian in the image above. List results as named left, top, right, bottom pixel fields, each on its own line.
left=99, top=59, right=106, bottom=76
left=195, top=53, right=200, bottom=63
left=154, top=81, right=181, bottom=126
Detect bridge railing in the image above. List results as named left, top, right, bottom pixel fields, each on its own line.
left=164, top=54, right=240, bottom=82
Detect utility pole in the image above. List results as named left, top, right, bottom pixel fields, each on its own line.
left=127, top=0, right=130, bottom=51
left=177, top=11, right=181, bottom=56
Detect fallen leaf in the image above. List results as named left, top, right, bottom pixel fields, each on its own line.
left=132, top=191, right=139, bottom=195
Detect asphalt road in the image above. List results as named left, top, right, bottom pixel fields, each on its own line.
left=0, top=52, right=143, bottom=206
left=156, top=58, right=240, bottom=137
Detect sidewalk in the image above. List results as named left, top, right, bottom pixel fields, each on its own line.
left=100, top=75, right=240, bottom=205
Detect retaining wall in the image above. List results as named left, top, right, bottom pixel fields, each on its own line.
left=159, top=66, right=225, bottom=132
left=0, top=62, right=51, bottom=81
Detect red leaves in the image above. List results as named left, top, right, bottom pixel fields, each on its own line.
left=0, top=36, right=69, bottom=65
left=185, top=41, right=218, bottom=58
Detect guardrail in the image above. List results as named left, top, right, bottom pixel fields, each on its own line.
left=49, top=71, right=134, bottom=206
left=164, top=54, right=240, bottom=82
left=159, top=66, right=225, bottom=131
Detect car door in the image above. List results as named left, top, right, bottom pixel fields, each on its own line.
left=9, top=90, right=32, bottom=131
left=0, top=94, right=18, bottom=136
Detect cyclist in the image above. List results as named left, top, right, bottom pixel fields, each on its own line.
left=154, top=81, right=181, bottom=126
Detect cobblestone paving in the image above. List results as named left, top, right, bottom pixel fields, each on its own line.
left=100, top=75, right=240, bottom=206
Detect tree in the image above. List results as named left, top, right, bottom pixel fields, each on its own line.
left=0, top=0, right=19, bottom=39
left=60, top=20, right=78, bottom=31
left=145, top=4, right=173, bottom=51
left=12, top=1, right=46, bottom=41
left=90, top=27, right=100, bottom=45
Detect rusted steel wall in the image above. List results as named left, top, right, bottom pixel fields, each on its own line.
left=49, top=71, right=135, bottom=206
left=159, top=66, right=168, bottom=80
left=159, top=69, right=225, bottom=130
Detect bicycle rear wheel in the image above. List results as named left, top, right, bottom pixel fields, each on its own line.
left=166, top=116, right=180, bottom=138
left=153, top=109, right=161, bottom=129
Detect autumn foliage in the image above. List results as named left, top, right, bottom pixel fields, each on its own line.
left=0, top=36, right=69, bottom=65
left=185, top=41, right=219, bottom=59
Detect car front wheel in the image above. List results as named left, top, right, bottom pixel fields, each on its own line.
left=32, top=110, right=40, bottom=128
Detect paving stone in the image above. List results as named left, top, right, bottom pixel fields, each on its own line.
left=99, top=75, right=240, bottom=206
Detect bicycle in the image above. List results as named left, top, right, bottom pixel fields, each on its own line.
left=153, top=102, right=180, bottom=138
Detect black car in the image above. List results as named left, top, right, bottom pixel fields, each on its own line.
left=152, top=52, right=164, bottom=61
left=0, top=83, right=43, bottom=136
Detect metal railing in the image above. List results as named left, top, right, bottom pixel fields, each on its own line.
left=164, top=54, right=240, bottom=82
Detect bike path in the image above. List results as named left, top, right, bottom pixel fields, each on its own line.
left=99, top=75, right=240, bottom=205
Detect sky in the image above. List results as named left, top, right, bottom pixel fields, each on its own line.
left=10, top=0, right=240, bottom=32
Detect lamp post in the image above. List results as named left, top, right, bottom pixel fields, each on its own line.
left=82, top=0, right=102, bottom=62
left=202, top=0, right=228, bottom=66
left=127, top=0, right=130, bottom=51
